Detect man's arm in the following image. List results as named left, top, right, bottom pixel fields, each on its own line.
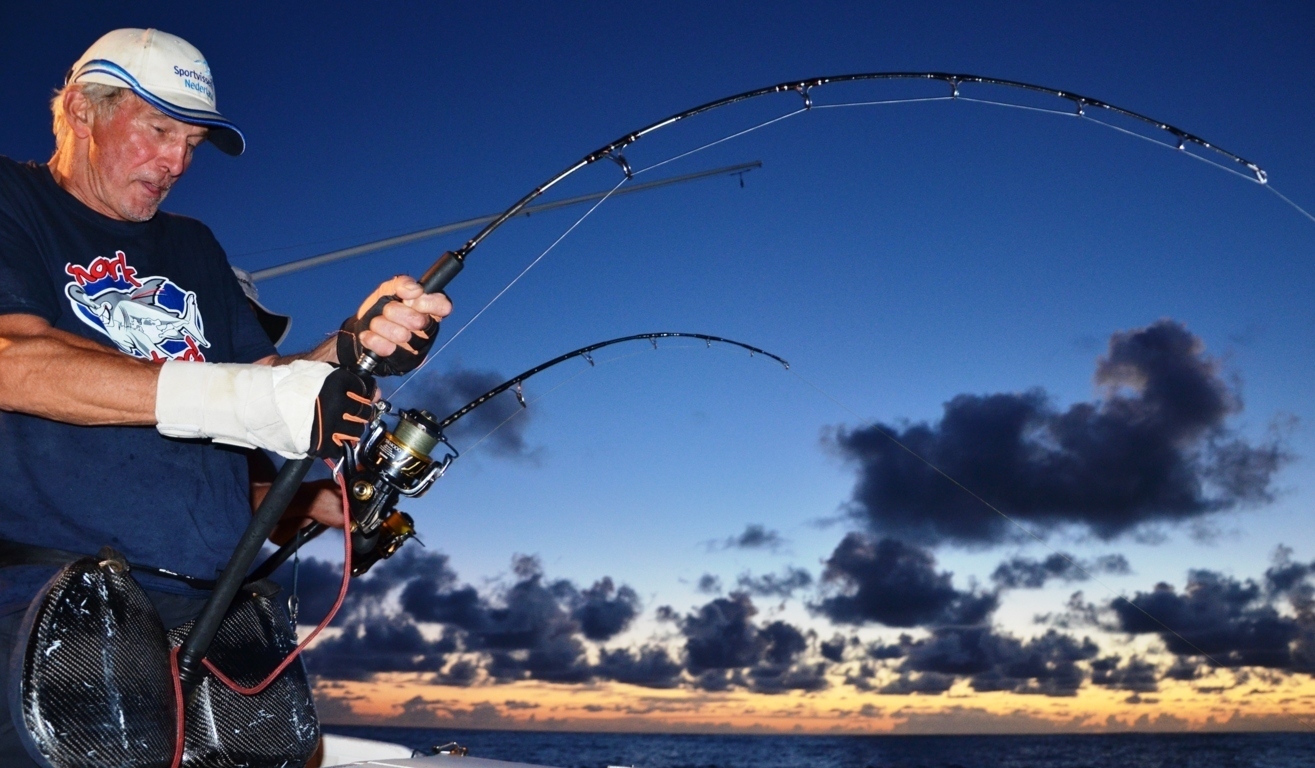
left=0, top=276, right=452, bottom=425
left=0, top=313, right=158, bottom=424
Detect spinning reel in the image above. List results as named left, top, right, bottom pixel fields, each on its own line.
left=340, top=402, right=458, bottom=575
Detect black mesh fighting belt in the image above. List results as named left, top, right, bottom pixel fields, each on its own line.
left=12, top=550, right=319, bottom=768
left=167, top=579, right=320, bottom=767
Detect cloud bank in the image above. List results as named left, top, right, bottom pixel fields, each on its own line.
left=830, top=321, right=1286, bottom=545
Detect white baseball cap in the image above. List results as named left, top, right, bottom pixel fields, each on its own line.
left=66, top=28, right=245, bottom=156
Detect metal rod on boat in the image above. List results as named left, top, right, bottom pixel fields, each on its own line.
left=248, top=161, right=761, bottom=282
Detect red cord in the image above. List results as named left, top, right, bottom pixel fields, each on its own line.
left=168, top=458, right=355, bottom=764
left=202, top=459, right=354, bottom=695
left=169, top=647, right=184, bottom=768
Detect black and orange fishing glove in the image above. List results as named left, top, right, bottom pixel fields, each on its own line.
left=337, top=296, right=439, bottom=377
left=309, top=367, right=374, bottom=458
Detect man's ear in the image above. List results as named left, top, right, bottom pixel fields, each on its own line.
left=63, top=88, right=96, bottom=140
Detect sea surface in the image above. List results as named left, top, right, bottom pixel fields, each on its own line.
left=321, top=726, right=1314, bottom=768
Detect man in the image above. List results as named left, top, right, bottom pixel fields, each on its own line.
left=0, top=28, right=451, bottom=763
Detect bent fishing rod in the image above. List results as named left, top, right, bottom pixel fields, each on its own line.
left=175, top=71, right=1269, bottom=690
left=246, top=332, right=790, bottom=581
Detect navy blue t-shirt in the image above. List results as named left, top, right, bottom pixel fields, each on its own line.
left=0, top=156, right=277, bottom=609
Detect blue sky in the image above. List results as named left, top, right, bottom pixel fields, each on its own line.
left=5, top=1, right=1315, bottom=731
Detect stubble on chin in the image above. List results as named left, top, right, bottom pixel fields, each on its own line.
left=124, top=188, right=169, bottom=222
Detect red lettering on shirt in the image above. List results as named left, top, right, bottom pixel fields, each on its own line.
left=64, top=251, right=142, bottom=287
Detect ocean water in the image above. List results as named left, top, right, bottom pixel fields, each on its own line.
left=321, top=726, right=1314, bottom=767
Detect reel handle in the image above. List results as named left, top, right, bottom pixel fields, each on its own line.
left=354, top=250, right=464, bottom=376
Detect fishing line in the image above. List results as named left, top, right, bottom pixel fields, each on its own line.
left=823, top=90, right=1270, bottom=184
left=811, top=95, right=956, bottom=110
left=391, top=175, right=631, bottom=397
left=788, top=366, right=1315, bottom=729
left=954, top=95, right=1076, bottom=117
left=632, top=108, right=808, bottom=176
left=1076, top=112, right=1268, bottom=184
left=459, top=350, right=639, bottom=455
left=1266, top=185, right=1315, bottom=224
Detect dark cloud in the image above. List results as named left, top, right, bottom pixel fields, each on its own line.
left=991, top=553, right=1130, bottom=589
left=696, top=574, right=723, bottom=594
left=394, top=364, right=534, bottom=459
left=881, top=628, right=1099, bottom=697
left=868, top=639, right=908, bottom=660
left=830, top=321, right=1287, bottom=545
left=1033, top=591, right=1106, bottom=630
left=286, top=549, right=645, bottom=685
left=1090, top=655, right=1159, bottom=693
left=820, top=634, right=849, bottom=663
left=844, top=663, right=878, bottom=691
left=572, top=577, right=641, bottom=641
left=748, top=621, right=827, bottom=693
left=433, top=659, right=479, bottom=687
left=879, top=671, right=956, bottom=695
left=678, top=592, right=830, bottom=694
left=596, top=646, right=683, bottom=689
left=305, top=615, right=457, bottom=681
left=735, top=567, right=814, bottom=599
left=683, top=593, right=762, bottom=675
left=1111, top=567, right=1315, bottom=672
left=269, top=547, right=455, bottom=625
left=709, top=524, right=786, bottom=552
left=1265, top=546, right=1315, bottom=615
left=814, top=534, right=998, bottom=628
left=403, top=555, right=592, bottom=683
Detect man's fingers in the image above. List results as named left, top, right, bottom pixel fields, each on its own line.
left=358, top=329, right=397, bottom=357
left=380, top=300, right=432, bottom=331
left=405, top=291, right=452, bottom=320
left=389, top=277, right=424, bottom=300
left=368, top=315, right=416, bottom=345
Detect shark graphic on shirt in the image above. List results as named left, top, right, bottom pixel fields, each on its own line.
left=63, top=251, right=210, bottom=362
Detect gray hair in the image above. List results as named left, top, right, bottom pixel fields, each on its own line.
left=50, top=83, right=129, bottom=152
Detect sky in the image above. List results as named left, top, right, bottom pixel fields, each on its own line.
left=4, top=0, right=1315, bottom=735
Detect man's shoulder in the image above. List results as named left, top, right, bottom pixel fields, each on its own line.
left=0, top=155, right=48, bottom=193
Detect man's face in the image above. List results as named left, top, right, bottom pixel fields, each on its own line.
left=84, top=93, right=208, bottom=222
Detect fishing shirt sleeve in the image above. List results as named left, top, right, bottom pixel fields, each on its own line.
left=0, top=176, right=59, bottom=323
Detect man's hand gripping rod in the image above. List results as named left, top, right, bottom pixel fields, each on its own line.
left=175, top=251, right=464, bottom=692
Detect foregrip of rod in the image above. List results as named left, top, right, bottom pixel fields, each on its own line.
left=177, top=456, right=315, bottom=692
left=355, top=250, right=465, bottom=375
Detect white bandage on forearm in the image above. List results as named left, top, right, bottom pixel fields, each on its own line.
left=155, top=360, right=334, bottom=458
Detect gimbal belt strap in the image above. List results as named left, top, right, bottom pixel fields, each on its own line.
left=0, top=539, right=220, bottom=591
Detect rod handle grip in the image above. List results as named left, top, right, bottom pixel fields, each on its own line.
left=354, top=251, right=464, bottom=375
